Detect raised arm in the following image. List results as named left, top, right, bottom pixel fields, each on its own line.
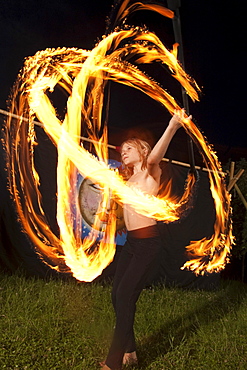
left=147, top=109, right=190, bottom=179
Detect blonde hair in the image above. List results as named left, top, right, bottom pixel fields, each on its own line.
left=120, top=138, right=151, bottom=180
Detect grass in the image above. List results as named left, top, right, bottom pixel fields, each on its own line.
left=0, top=272, right=247, bottom=369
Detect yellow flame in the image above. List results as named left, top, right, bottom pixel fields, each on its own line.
left=3, top=3, right=233, bottom=281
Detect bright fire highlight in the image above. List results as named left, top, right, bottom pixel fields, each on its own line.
left=3, top=2, right=233, bottom=281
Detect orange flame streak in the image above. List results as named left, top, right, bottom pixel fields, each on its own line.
left=180, top=117, right=234, bottom=274
left=3, top=5, right=233, bottom=280
left=111, top=0, right=174, bottom=30
left=26, top=30, right=194, bottom=219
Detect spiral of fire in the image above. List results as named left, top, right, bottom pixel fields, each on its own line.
left=3, top=2, right=233, bottom=281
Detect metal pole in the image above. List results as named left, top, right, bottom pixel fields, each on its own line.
left=167, top=0, right=196, bottom=172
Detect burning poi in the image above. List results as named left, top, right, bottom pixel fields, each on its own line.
left=3, top=0, right=233, bottom=282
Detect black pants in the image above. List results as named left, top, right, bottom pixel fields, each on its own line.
left=105, top=225, right=162, bottom=370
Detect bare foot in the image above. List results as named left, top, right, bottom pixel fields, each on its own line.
left=100, top=365, right=111, bottom=370
left=100, top=351, right=137, bottom=369
left=123, top=351, right=138, bottom=365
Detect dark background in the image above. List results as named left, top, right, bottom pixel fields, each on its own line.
left=0, top=0, right=246, bottom=164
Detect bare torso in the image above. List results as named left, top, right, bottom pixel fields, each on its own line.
left=123, top=169, right=160, bottom=231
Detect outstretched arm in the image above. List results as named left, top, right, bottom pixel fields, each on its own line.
left=147, top=109, right=191, bottom=179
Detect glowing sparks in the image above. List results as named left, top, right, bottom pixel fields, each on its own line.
left=3, top=2, right=233, bottom=281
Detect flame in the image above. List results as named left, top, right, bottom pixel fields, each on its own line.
left=3, top=2, right=233, bottom=281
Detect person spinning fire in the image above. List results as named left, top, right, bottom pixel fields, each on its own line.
left=100, top=109, right=190, bottom=370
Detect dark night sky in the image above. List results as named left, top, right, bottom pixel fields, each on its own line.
left=0, top=0, right=246, bottom=162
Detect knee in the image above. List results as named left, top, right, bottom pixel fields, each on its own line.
left=115, top=285, right=134, bottom=310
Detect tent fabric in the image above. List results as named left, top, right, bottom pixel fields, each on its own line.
left=0, top=126, right=220, bottom=288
